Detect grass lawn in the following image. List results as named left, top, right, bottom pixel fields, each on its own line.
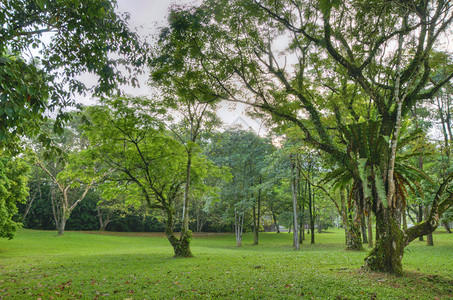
left=0, top=228, right=452, bottom=299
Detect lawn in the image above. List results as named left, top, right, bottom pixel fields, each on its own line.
left=0, top=229, right=452, bottom=299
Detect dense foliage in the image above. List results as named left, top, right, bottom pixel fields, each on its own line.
left=0, top=156, right=28, bottom=238
left=0, top=0, right=144, bottom=150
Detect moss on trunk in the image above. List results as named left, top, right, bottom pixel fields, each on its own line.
left=364, top=208, right=404, bottom=275
left=345, top=220, right=363, bottom=251
left=165, top=209, right=193, bottom=257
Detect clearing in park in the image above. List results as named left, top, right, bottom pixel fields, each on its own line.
left=0, top=229, right=452, bottom=299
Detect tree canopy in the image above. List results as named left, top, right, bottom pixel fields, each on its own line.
left=0, top=0, right=144, bottom=150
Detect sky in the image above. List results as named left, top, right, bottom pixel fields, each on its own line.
left=108, top=0, right=264, bottom=133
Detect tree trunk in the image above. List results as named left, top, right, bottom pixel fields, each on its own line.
left=58, top=213, right=67, bottom=236
left=97, top=206, right=105, bottom=231
left=298, top=204, right=303, bottom=243
left=255, top=184, right=261, bottom=244
left=345, top=220, right=362, bottom=251
left=361, top=214, right=368, bottom=244
left=253, top=182, right=261, bottom=245
left=253, top=202, right=257, bottom=244
left=195, top=203, right=205, bottom=232
left=302, top=223, right=305, bottom=241
left=57, top=193, right=70, bottom=236
left=181, top=153, right=192, bottom=240
left=424, top=205, right=434, bottom=246
left=22, top=189, right=38, bottom=224
left=365, top=207, right=404, bottom=275
left=309, top=181, right=315, bottom=245
left=418, top=204, right=424, bottom=241
left=165, top=208, right=192, bottom=257
left=235, top=207, right=244, bottom=247
left=367, top=210, right=373, bottom=248
left=291, top=156, right=299, bottom=250
left=402, top=207, right=407, bottom=230
left=97, top=206, right=111, bottom=231
left=340, top=190, right=363, bottom=250
left=302, top=183, right=306, bottom=241
left=426, top=232, right=434, bottom=246
left=272, top=212, right=280, bottom=233
left=442, top=221, right=452, bottom=233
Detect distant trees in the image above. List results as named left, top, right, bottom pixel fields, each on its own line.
left=205, top=129, right=273, bottom=246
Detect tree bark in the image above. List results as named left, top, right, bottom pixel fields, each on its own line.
left=165, top=208, right=192, bottom=257
left=424, top=205, right=434, bottom=246
left=345, top=186, right=363, bottom=251
left=365, top=207, right=405, bottom=275
left=22, top=189, right=38, bottom=224
left=253, top=183, right=261, bottom=244
left=235, top=207, right=244, bottom=247
left=418, top=204, right=424, bottom=241
left=367, top=209, right=373, bottom=248
left=298, top=205, right=303, bottom=243
left=58, top=213, right=67, bottom=236
left=181, top=152, right=192, bottom=239
left=97, top=206, right=112, bottom=231
left=402, top=208, right=407, bottom=230
left=253, top=181, right=261, bottom=245
left=291, top=156, right=299, bottom=250
left=272, top=212, right=280, bottom=233
left=361, top=214, right=368, bottom=244
left=442, top=221, right=452, bottom=233
left=309, top=183, right=315, bottom=245
left=345, top=219, right=362, bottom=251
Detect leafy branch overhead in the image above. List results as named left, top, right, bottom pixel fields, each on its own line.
left=0, top=0, right=146, bottom=151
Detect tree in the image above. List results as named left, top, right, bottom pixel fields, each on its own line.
left=0, top=0, right=144, bottom=151
left=30, top=116, right=101, bottom=235
left=155, top=99, right=220, bottom=251
left=35, top=150, right=98, bottom=235
left=154, top=0, right=453, bottom=274
left=83, top=97, right=227, bottom=257
left=0, top=155, right=29, bottom=239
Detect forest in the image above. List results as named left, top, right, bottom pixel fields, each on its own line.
left=1, top=0, right=453, bottom=296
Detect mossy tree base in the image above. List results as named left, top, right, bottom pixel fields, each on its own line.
left=364, top=209, right=404, bottom=275
left=165, top=211, right=193, bottom=257
left=345, top=221, right=362, bottom=251
left=170, top=231, right=193, bottom=258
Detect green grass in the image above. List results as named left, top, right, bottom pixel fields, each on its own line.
left=0, top=229, right=452, bottom=299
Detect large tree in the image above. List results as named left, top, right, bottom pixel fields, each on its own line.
left=0, top=0, right=144, bottom=150
left=83, top=97, right=227, bottom=257
left=153, top=0, right=453, bottom=274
